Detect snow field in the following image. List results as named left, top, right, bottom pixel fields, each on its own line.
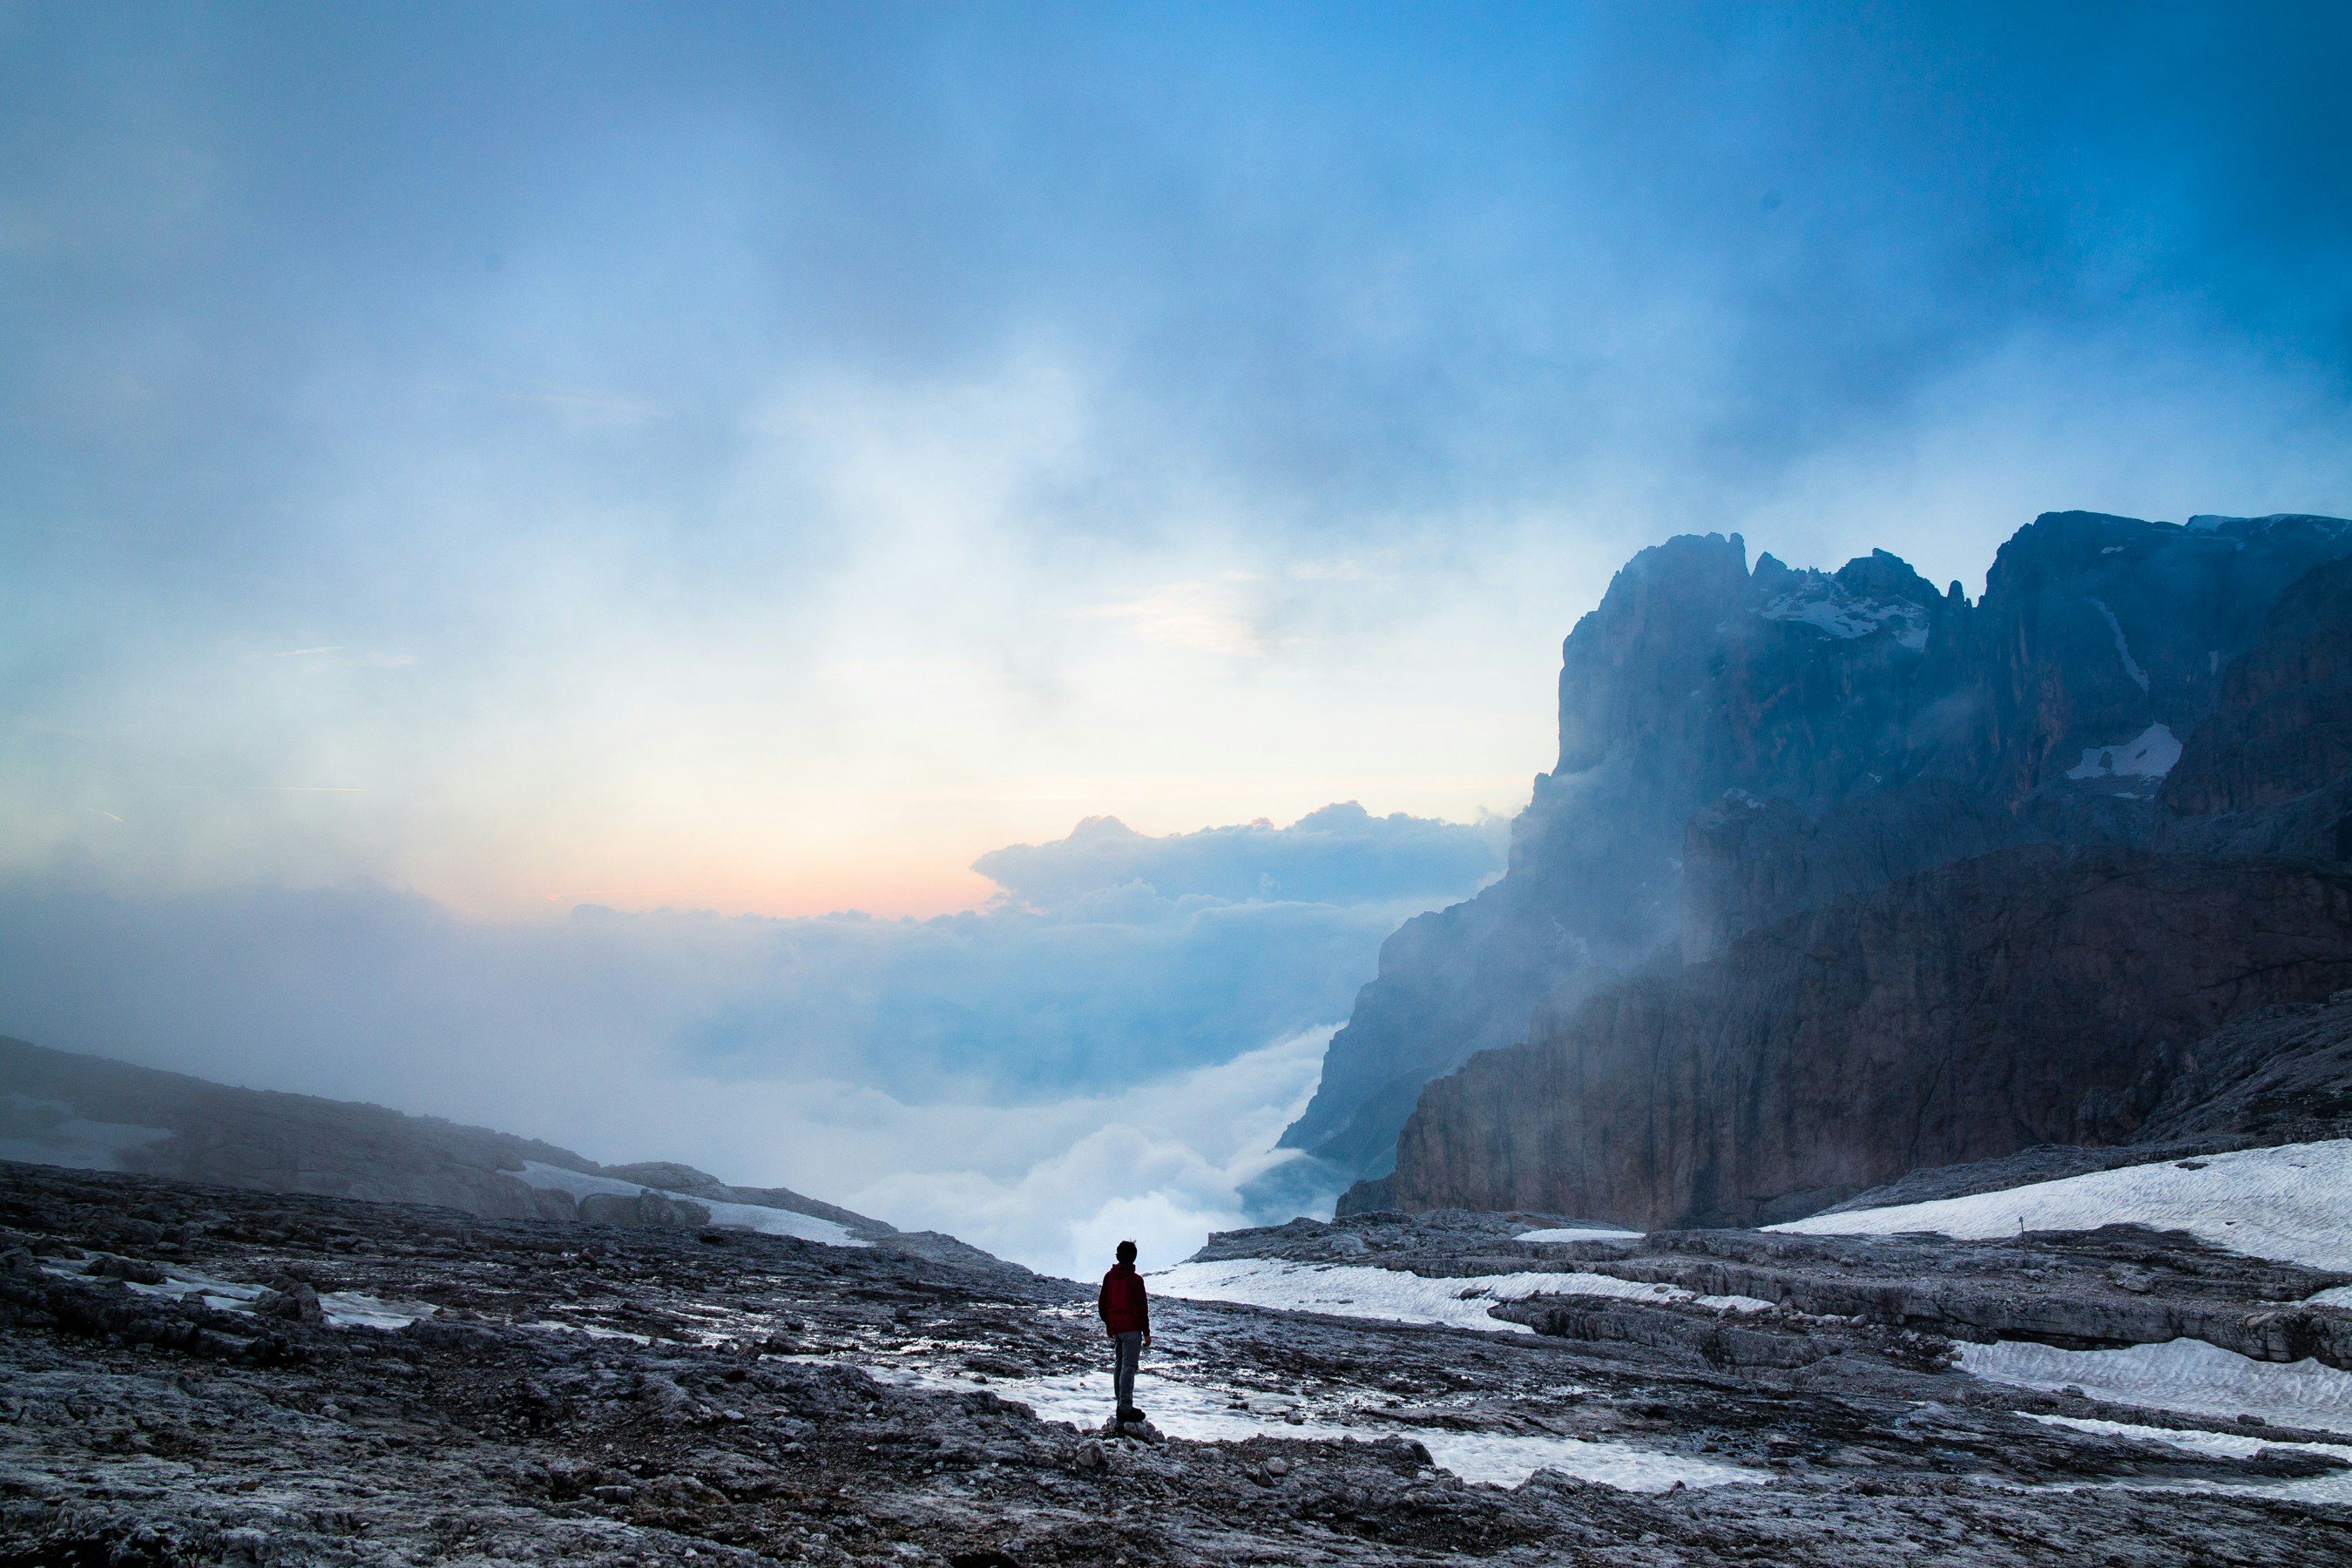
left=515, top=1161, right=863, bottom=1247
left=2025, top=1412, right=2352, bottom=1465
left=1767, top=1139, right=2352, bottom=1270
left=1960, top=1339, right=2352, bottom=1436
left=1151, top=1258, right=1776, bottom=1333
left=859, top=1360, right=1762, bottom=1491
left=1512, top=1227, right=1644, bottom=1245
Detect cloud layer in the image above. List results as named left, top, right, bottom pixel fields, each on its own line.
left=0, top=807, right=1498, bottom=1274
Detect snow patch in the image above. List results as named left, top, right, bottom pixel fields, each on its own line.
left=1962, top=1339, right=2352, bottom=1436
left=860, top=1361, right=1762, bottom=1491
left=316, top=1291, right=441, bottom=1330
left=1151, top=1258, right=1754, bottom=1333
left=2086, top=598, right=2151, bottom=692
left=513, top=1161, right=863, bottom=1247
left=100, top=1265, right=439, bottom=1330
left=1755, top=585, right=1930, bottom=651
left=2065, top=722, right=2180, bottom=782
left=1767, top=1138, right=2352, bottom=1270
left=2024, top=1413, right=2352, bottom=1506
left=1512, top=1227, right=1642, bottom=1245
left=2025, top=1411, right=2352, bottom=1463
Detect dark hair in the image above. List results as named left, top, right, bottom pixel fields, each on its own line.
left=1115, top=1240, right=1137, bottom=1263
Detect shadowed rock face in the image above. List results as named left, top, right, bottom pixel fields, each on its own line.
left=2136, top=992, right=2352, bottom=1149
left=1678, top=778, right=2035, bottom=963
left=2159, top=552, right=2352, bottom=821
left=1284, top=536, right=1965, bottom=1177
left=1291, top=511, right=2352, bottom=1190
left=1389, top=848, right=2352, bottom=1229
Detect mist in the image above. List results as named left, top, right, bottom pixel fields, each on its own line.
left=0, top=807, right=1500, bottom=1277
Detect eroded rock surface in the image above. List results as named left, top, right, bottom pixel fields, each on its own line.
left=7, top=1163, right=2352, bottom=1565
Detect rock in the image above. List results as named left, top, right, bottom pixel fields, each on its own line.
left=1679, top=779, right=2035, bottom=963
left=2132, top=990, right=2352, bottom=1146
left=1284, top=511, right=2352, bottom=1190
left=2159, top=553, right=2352, bottom=818
left=84, top=1253, right=168, bottom=1285
left=1391, top=846, right=2352, bottom=1227
left=8, top=1158, right=2350, bottom=1567
left=254, top=1281, right=324, bottom=1323
left=578, top=1190, right=712, bottom=1230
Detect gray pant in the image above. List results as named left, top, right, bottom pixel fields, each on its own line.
left=1111, top=1330, right=1143, bottom=1415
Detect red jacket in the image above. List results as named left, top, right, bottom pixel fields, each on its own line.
left=1098, top=1262, right=1149, bottom=1335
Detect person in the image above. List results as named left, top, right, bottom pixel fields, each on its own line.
left=1097, top=1239, right=1150, bottom=1423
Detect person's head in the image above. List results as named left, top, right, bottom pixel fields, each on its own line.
left=1115, top=1240, right=1137, bottom=1265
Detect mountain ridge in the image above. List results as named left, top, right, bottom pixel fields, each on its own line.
left=0, top=1035, right=1004, bottom=1267
left=1289, top=509, right=2352, bottom=1213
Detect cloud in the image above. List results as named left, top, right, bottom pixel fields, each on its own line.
left=841, top=1027, right=1336, bottom=1281
left=975, top=801, right=1504, bottom=911
left=0, top=806, right=1486, bottom=1273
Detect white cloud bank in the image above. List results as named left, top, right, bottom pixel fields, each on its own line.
left=0, top=808, right=1497, bottom=1279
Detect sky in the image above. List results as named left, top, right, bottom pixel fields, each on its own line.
left=6, top=3, right=2352, bottom=1274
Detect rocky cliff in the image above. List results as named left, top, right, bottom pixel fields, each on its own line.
left=1389, top=847, right=2352, bottom=1228
left=1293, top=511, right=2352, bottom=1190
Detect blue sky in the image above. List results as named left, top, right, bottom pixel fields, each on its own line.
left=6, top=3, right=2352, bottom=1270
left=9, top=3, right=2352, bottom=917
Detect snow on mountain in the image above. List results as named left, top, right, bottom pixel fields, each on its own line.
left=2065, top=722, right=2182, bottom=781
left=514, top=1160, right=862, bottom=1247
left=1754, top=578, right=1932, bottom=650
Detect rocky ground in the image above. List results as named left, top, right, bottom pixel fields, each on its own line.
left=6, top=1162, right=2352, bottom=1565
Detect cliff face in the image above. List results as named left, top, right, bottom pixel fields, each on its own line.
left=2157, top=551, right=2352, bottom=819
left=1678, top=779, right=2034, bottom=963
left=1289, top=511, right=2352, bottom=1186
left=1283, top=536, right=1963, bottom=1174
left=1389, top=848, right=2352, bottom=1229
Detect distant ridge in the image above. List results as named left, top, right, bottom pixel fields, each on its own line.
left=0, top=1036, right=1004, bottom=1270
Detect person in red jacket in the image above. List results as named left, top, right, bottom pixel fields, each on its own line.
left=1098, top=1240, right=1151, bottom=1422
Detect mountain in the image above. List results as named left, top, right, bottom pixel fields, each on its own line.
left=1389, top=847, right=2352, bottom=1227
left=1285, top=510, right=2352, bottom=1208
left=0, top=1036, right=993, bottom=1264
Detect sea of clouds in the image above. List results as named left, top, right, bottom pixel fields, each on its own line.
left=0, top=803, right=1502, bottom=1280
